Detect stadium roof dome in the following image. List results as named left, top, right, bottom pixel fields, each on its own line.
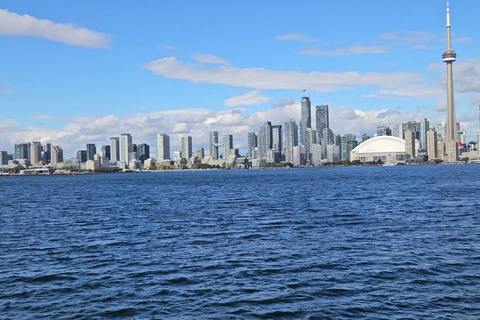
left=351, top=136, right=405, bottom=154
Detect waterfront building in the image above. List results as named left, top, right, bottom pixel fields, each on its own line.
left=42, top=143, right=51, bottom=164
left=258, top=121, right=272, bottom=159
left=100, top=145, right=111, bottom=160
left=442, top=1, right=458, bottom=162
left=361, top=133, right=370, bottom=143
left=292, top=145, right=306, bottom=167
left=29, top=142, right=42, bottom=165
left=247, top=132, right=257, bottom=159
left=419, top=118, right=429, bottom=151
left=128, top=144, right=137, bottom=162
left=301, top=97, right=311, bottom=145
left=209, top=131, right=219, bottom=160
left=110, top=137, right=120, bottom=161
left=272, top=125, right=282, bottom=156
left=305, top=128, right=316, bottom=165
left=137, top=143, right=150, bottom=164
left=181, top=136, right=193, bottom=160
left=315, top=104, right=329, bottom=142
left=340, top=134, right=357, bottom=162
left=350, top=136, right=407, bottom=164
left=284, top=119, right=298, bottom=163
left=120, top=133, right=132, bottom=165
left=0, top=151, right=7, bottom=165
left=405, top=130, right=416, bottom=159
left=298, top=121, right=303, bottom=147
left=14, top=143, right=29, bottom=160
left=157, top=133, right=171, bottom=161
left=427, top=129, right=438, bottom=159
left=311, top=144, right=323, bottom=166
left=392, top=123, right=405, bottom=139
left=173, top=151, right=182, bottom=161
left=86, top=143, right=96, bottom=161
left=76, top=150, right=87, bottom=163
left=222, top=134, right=233, bottom=159
left=193, top=148, right=204, bottom=159
left=50, top=146, right=63, bottom=166
left=326, top=145, right=340, bottom=163
left=376, top=126, right=391, bottom=136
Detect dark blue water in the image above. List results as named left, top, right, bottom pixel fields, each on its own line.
left=1, top=165, right=480, bottom=319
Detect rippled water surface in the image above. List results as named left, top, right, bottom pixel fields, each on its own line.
left=2, top=165, right=480, bottom=319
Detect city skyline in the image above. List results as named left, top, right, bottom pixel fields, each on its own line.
left=1, top=1, right=480, bottom=156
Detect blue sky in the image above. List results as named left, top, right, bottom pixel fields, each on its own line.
left=1, top=0, right=480, bottom=156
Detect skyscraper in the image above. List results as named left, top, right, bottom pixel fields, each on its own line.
left=376, top=126, right=391, bottom=136
left=405, top=130, right=416, bottom=159
left=120, top=133, right=132, bottom=164
left=443, top=1, right=458, bottom=162
left=181, top=136, right=193, bottom=160
left=427, top=129, right=438, bottom=160
left=222, top=134, right=233, bottom=159
left=100, top=145, right=111, bottom=160
left=258, top=121, right=272, bottom=159
left=272, top=125, right=282, bottom=153
left=86, top=143, right=96, bottom=161
left=157, top=133, right=170, bottom=161
left=301, top=97, right=311, bottom=145
left=419, top=118, right=429, bottom=151
left=137, top=143, right=149, bottom=164
left=209, top=131, right=219, bottom=160
left=110, top=137, right=120, bottom=161
left=247, top=132, right=257, bottom=158
left=315, top=104, right=329, bottom=142
left=29, top=142, right=42, bottom=165
left=284, top=119, right=298, bottom=163
left=50, top=146, right=63, bottom=166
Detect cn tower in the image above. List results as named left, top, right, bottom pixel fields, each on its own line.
left=442, top=1, right=458, bottom=162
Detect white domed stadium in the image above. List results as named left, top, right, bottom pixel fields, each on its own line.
left=350, top=136, right=407, bottom=164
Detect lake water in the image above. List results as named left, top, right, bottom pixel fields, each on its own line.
left=1, top=165, right=480, bottom=319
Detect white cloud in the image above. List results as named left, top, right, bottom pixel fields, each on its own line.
left=299, top=45, right=391, bottom=56
left=191, top=53, right=230, bottom=65
left=275, top=33, right=319, bottom=42
left=378, top=31, right=435, bottom=44
left=31, top=114, right=55, bottom=120
left=224, top=90, right=272, bottom=107
left=144, top=57, right=423, bottom=93
left=0, top=9, right=110, bottom=48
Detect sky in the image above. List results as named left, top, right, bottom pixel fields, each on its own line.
left=1, top=0, right=480, bottom=157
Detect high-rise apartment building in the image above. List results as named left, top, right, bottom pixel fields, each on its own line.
left=100, top=145, right=111, bottom=160
left=376, top=126, right=391, bottom=136
left=137, top=143, right=149, bottom=164
left=157, top=133, right=170, bottom=161
left=284, top=119, right=298, bottom=163
left=222, top=134, right=233, bottom=159
left=119, top=133, right=132, bottom=164
left=301, top=97, right=311, bottom=145
left=0, top=151, right=8, bottom=165
left=305, top=128, right=316, bottom=164
left=272, top=125, right=282, bottom=153
left=209, top=131, right=219, bottom=160
left=86, top=143, right=96, bottom=161
left=110, top=137, right=120, bottom=161
left=128, top=144, right=137, bottom=162
left=14, top=143, right=29, bottom=160
left=247, top=132, right=257, bottom=159
left=76, top=150, right=87, bottom=163
left=405, top=130, right=416, bottom=159
left=419, top=118, right=429, bottom=151
left=50, top=146, right=63, bottom=166
left=427, top=129, right=438, bottom=160
left=315, top=104, right=329, bottom=142
left=42, top=143, right=51, bottom=164
left=258, top=121, right=272, bottom=159
left=340, top=134, right=357, bottom=162
left=392, top=123, right=405, bottom=139
left=29, top=142, right=42, bottom=165
left=181, top=136, right=193, bottom=160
